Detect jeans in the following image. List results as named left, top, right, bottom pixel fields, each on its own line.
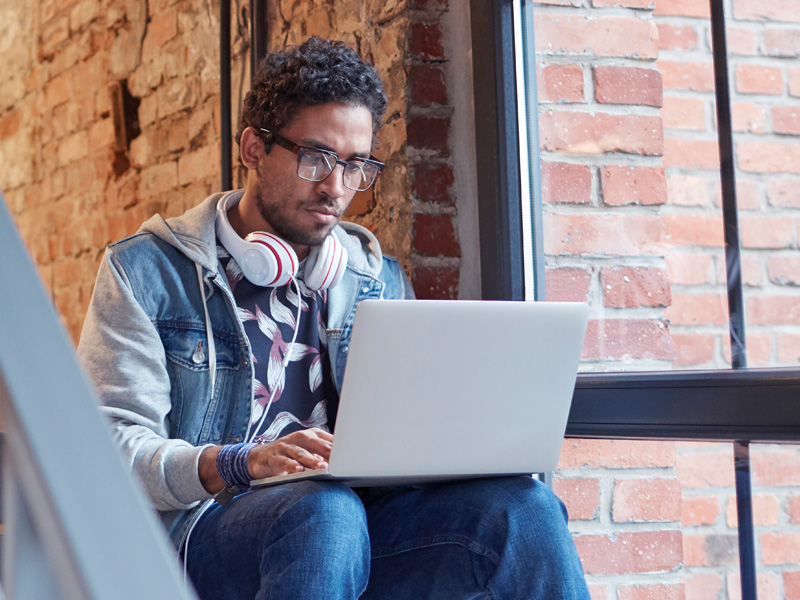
left=185, top=477, right=590, bottom=599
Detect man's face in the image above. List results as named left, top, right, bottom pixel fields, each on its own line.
left=249, top=103, right=374, bottom=254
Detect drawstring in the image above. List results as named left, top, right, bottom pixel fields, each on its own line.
left=196, top=263, right=217, bottom=395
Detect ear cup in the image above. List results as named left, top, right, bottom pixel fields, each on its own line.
left=243, top=231, right=299, bottom=287
left=305, top=235, right=348, bottom=290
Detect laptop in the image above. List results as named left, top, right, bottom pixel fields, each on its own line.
left=250, top=299, right=589, bottom=489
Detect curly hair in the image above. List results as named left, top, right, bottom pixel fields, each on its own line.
left=237, top=37, right=387, bottom=160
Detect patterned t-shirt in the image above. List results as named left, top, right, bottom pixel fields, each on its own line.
left=217, top=241, right=339, bottom=441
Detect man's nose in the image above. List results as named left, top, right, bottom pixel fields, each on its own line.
left=315, top=164, right=347, bottom=199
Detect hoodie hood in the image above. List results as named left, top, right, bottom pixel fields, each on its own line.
left=137, top=191, right=385, bottom=278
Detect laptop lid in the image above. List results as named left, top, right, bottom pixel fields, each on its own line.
left=326, top=299, right=589, bottom=480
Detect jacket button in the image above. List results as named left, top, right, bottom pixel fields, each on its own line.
left=342, top=345, right=349, bottom=354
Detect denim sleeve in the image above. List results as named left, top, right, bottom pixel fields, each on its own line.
left=379, top=256, right=415, bottom=300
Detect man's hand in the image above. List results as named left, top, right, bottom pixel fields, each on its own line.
left=198, top=428, right=333, bottom=495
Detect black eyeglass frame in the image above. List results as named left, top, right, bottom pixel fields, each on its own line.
left=258, top=128, right=385, bottom=191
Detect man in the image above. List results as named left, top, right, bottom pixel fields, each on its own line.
left=78, top=37, right=590, bottom=599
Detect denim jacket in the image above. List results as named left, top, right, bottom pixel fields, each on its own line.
left=77, top=191, right=414, bottom=547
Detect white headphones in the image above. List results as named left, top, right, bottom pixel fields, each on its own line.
left=215, top=191, right=348, bottom=290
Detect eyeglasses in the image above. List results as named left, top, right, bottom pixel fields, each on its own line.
left=259, top=128, right=384, bottom=192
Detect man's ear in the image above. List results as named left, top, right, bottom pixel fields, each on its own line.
left=239, top=127, right=264, bottom=171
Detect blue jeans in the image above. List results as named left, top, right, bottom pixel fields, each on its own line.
left=185, top=477, right=590, bottom=599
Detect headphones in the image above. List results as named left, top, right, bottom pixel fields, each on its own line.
left=215, top=191, right=348, bottom=290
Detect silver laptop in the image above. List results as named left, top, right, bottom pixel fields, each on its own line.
left=250, top=299, right=589, bottom=489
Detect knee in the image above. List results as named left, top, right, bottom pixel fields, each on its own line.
left=502, top=476, right=569, bottom=527
left=283, top=482, right=369, bottom=544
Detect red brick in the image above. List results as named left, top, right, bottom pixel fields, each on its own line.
left=541, top=161, right=592, bottom=205
left=613, top=478, right=681, bottom=522
left=748, top=296, right=800, bottom=326
left=733, top=0, right=800, bottom=22
left=752, top=447, right=800, bottom=485
left=545, top=267, right=592, bottom=302
left=588, top=584, right=607, bottom=600
left=739, top=141, right=800, bottom=173
left=412, top=163, right=454, bottom=205
left=764, top=28, right=800, bottom=57
left=666, top=174, right=709, bottom=206
left=722, top=332, right=772, bottom=366
left=575, top=531, right=683, bottom=575
left=540, top=111, right=663, bottom=156
left=534, top=15, right=659, bottom=59
left=601, top=266, right=671, bottom=308
left=663, top=214, right=724, bottom=247
left=406, top=116, right=450, bottom=154
left=583, top=318, right=675, bottom=361
left=676, top=449, right=735, bottom=488
left=731, top=102, right=767, bottom=134
left=672, top=333, right=716, bottom=367
left=592, top=0, right=654, bottom=7
left=553, top=477, right=600, bottom=521
left=654, top=0, right=710, bottom=17
left=768, top=178, right=800, bottom=207
left=412, top=213, right=460, bottom=257
left=600, top=165, right=667, bottom=206
left=177, top=144, right=217, bottom=187
left=740, top=216, right=796, bottom=249
left=712, top=179, right=760, bottom=211
left=657, top=59, right=715, bottom=92
left=761, top=532, right=800, bottom=565
left=142, top=8, right=177, bottom=58
left=408, top=22, right=444, bottom=60
left=411, top=266, right=459, bottom=300
left=773, top=105, right=800, bottom=135
left=666, top=293, right=729, bottom=326
left=593, top=66, right=662, bottom=107
left=791, top=496, right=800, bottom=524
left=778, top=334, right=800, bottom=364
left=683, top=533, right=739, bottom=566
left=545, top=214, right=666, bottom=256
left=0, top=109, right=21, bottom=140
left=725, top=27, right=759, bottom=56
left=658, top=23, right=699, bottom=51
left=726, top=493, right=780, bottom=527
left=684, top=573, right=723, bottom=600
left=791, top=68, right=800, bottom=97
left=559, top=439, right=676, bottom=469
left=682, top=495, right=720, bottom=526
left=617, top=584, right=684, bottom=600
left=663, top=138, right=720, bottom=170
left=727, top=572, right=782, bottom=600
left=537, top=63, right=584, bottom=103
left=409, top=65, right=447, bottom=106
left=661, top=96, right=706, bottom=131
left=736, top=64, right=783, bottom=95
left=786, top=571, right=800, bottom=600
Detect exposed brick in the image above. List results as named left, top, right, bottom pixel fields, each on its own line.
left=752, top=447, right=800, bottom=485
left=140, top=161, right=178, bottom=197
left=541, top=161, right=592, bottom=205
left=683, top=533, right=739, bottom=566
left=666, top=293, right=729, bottom=326
left=763, top=28, right=800, bottom=57
left=722, top=332, right=772, bottom=366
left=726, top=493, right=780, bottom=527
left=0, top=109, right=21, bottom=140
left=177, top=144, right=217, bottom=187
left=544, top=214, right=666, bottom=256
left=601, top=266, right=671, bottom=308
left=791, top=496, right=800, bottom=524
left=583, top=318, right=675, bottom=361
left=731, top=102, right=767, bottom=134
left=666, top=174, right=709, bottom=207
left=662, top=138, right=720, bottom=170
left=661, top=96, right=706, bottom=131
left=736, top=64, right=783, bottom=95
left=559, top=439, right=676, bottom=469
left=409, top=65, right=448, bottom=106
left=534, top=15, right=659, bottom=59
left=657, top=59, right=715, bottom=92
left=617, top=584, right=684, bottom=600
left=733, top=0, right=800, bottom=22
left=545, top=267, right=592, bottom=302
left=593, top=66, right=662, bottom=107
left=663, top=214, right=725, bottom=247
left=684, top=573, right=723, bottom=600
left=748, top=296, right=800, bottom=326
left=768, top=178, right=800, bottom=207
left=712, top=179, right=760, bottom=211
left=575, top=531, right=683, bottom=575
left=788, top=571, right=800, bottom=600
left=412, top=213, right=460, bottom=257
left=682, top=495, right=720, bottom=526
left=761, top=532, right=800, bottom=566
left=142, top=9, right=178, bottom=58
left=56, top=130, right=90, bottom=166
left=654, top=0, right=710, bottom=17
left=588, top=583, right=607, bottom=600
left=408, top=22, right=444, bottom=60
left=777, top=334, right=800, bottom=364
left=412, top=163, right=454, bottom=205
left=676, top=449, right=735, bottom=488
left=740, top=216, right=796, bottom=249
left=411, top=266, right=459, bottom=300
left=773, top=105, right=800, bottom=135
left=553, top=477, right=601, bottom=521
left=727, top=572, right=781, bottom=600
left=537, top=63, right=584, bottom=103
left=592, top=0, right=654, bottom=6
left=600, top=165, right=667, bottom=206
left=613, top=477, right=681, bottom=523
left=725, top=27, right=759, bottom=56
left=44, top=72, right=72, bottom=111
left=658, top=23, right=699, bottom=51
left=672, top=333, right=716, bottom=366
left=407, top=116, right=450, bottom=154
left=544, top=111, right=664, bottom=157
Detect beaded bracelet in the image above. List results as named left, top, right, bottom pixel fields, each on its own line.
left=216, top=442, right=258, bottom=490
